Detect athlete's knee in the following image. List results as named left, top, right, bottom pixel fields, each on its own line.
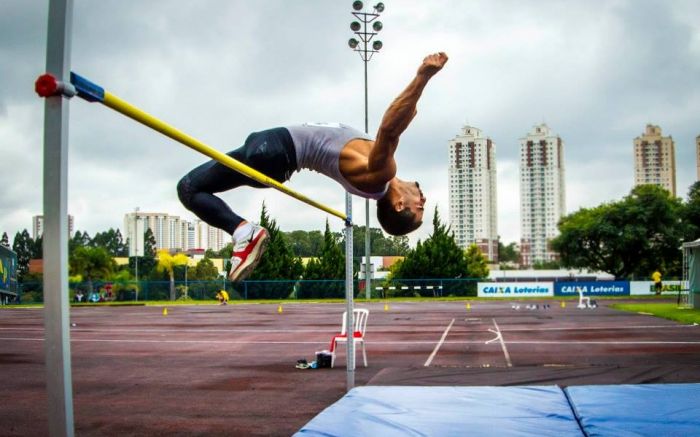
left=177, top=175, right=194, bottom=208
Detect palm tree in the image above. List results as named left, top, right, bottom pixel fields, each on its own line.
left=156, top=250, right=189, bottom=300
left=69, top=246, right=115, bottom=294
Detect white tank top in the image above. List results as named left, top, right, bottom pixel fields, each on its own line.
left=286, top=123, right=389, bottom=199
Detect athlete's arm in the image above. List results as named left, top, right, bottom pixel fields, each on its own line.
left=368, top=52, right=448, bottom=174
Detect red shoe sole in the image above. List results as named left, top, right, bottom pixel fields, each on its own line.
left=228, top=230, right=269, bottom=282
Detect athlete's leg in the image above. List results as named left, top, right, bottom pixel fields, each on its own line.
left=176, top=127, right=297, bottom=234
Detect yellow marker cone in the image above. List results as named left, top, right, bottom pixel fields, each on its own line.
left=560, top=301, right=566, bottom=308
left=384, top=303, right=389, bottom=311
left=466, top=302, right=471, bottom=311
left=162, top=308, right=168, bottom=316
left=277, top=304, right=283, bottom=314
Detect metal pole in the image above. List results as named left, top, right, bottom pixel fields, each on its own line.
left=42, top=0, right=75, bottom=435
left=363, top=57, right=371, bottom=301
left=344, top=193, right=355, bottom=390
left=134, top=208, right=139, bottom=287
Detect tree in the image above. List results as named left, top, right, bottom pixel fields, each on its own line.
left=682, top=181, right=700, bottom=242
left=156, top=250, right=189, bottom=300
left=12, top=230, right=34, bottom=281
left=552, top=185, right=684, bottom=279
left=249, top=203, right=303, bottom=281
left=130, top=228, right=157, bottom=279
left=0, top=232, right=9, bottom=249
left=32, top=235, right=43, bottom=259
left=69, top=246, right=115, bottom=294
left=498, top=239, right=520, bottom=266
left=393, top=207, right=469, bottom=280
left=69, top=230, right=92, bottom=254
left=464, top=244, right=489, bottom=279
left=190, top=257, right=220, bottom=280
left=532, top=260, right=561, bottom=270
left=286, top=230, right=324, bottom=257
left=302, top=220, right=346, bottom=298
left=352, top=226, right=410, bottom=257
left=92, top=228, right=127, bottom=256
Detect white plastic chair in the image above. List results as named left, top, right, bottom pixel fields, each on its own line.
left=577, top=286, right=597, bottom=309
left=330, top=308, right=369, bottom=368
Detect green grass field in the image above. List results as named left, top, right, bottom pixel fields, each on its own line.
left=610, top=302, right=700, bottom=325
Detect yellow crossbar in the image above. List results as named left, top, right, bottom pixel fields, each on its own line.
left=101, top=91, right=348, bottom=222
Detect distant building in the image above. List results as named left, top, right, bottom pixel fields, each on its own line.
left=519, top=124, right=566, bottom=266
left=190, top=219, right=228, bottom=252
left=633, top=124, right=677, bottom=196
left=123, top=212, right=227, bottom=255
left=32, top=215, right=74, bottom=239
left=447, top=125, right=498, bottom=262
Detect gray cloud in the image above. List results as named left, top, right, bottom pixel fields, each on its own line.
left=1, top=0, right=698, bottom=246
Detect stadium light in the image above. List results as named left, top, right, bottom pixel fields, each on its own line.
left=348, top=1, right=385, bottom=302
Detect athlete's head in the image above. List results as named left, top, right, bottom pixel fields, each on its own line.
left=376, top=179, right=425, bottom=236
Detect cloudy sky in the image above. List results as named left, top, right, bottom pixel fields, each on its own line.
left=1, top=0, right=699, bottom=247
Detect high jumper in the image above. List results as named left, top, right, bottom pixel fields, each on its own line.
left=176, top=52, right=448, bottom=281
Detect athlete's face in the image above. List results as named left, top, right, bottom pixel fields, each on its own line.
left=403, top=181, right=426, bottom=222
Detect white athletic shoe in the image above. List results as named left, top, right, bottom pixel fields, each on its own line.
left=228, top=225, right=269, bottom=282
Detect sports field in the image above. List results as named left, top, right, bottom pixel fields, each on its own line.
left=1, top=298, right=699, bottom=436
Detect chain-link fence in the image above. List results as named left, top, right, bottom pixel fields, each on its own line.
left=13, top=277, right=486, bottom=303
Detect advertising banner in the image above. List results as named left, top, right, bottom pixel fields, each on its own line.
left=554, top=281, right=629, bottom=296
left=0, top=246, right=18, bottom=295
left=630, top=280, right=684, bottom=295
left=478, top=282, right=553, bottom=297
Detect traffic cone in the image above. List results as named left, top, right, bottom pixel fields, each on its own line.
left=466, top=302, right=471, bottom=311
left=384, top=303, right=389, bottom=311
left=162, top=308, right=168, bottom=316
left=560, top=301, right=566, bottom=308
left=277, top=303, right=283, bottom=314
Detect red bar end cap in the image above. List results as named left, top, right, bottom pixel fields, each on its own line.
left=35, top=73, right=58, bottom=97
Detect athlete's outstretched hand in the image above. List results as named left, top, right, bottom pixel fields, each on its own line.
left=417, top=52, right=448, bottom=78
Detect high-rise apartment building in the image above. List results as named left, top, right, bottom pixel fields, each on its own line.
left=191, top=219, right=228, bottom=252
left=124, top=212, right=227, bottom=255
left=519, top=124, right=566, bottom=266
left=633, top=124, right=676, bottom=196
left=124, top=212, right=189, bottom=255
left=32, top=215, right=74, bottom=239
left=448, top=125, right=498, bottom=262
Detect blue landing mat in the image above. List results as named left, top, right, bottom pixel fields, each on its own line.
left=566, top=383, right=700, bottom=437
left=296, top=384, right=700, bottom=437
left=294, top=385, right=582, bottom=437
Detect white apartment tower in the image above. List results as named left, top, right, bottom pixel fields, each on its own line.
left=519, top=124, right=566, bottom=266
left=32, top=215, right=74, bottom=239
left=191, top=219, right=228, bottom=252
left=448, top=125, right=498, bottom=262
left=633, top=124, right=677, bottom=196
left=124, top=212, right=228, bottom=255
left=124, top=212, right=190, bottom=255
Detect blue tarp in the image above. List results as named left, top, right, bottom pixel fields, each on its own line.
left=294, top=386, right=582, bottom=437
left=566, top=383, right=700, bottom=437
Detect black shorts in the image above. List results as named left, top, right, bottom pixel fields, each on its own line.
left=181, top=127, right=297, bottom=194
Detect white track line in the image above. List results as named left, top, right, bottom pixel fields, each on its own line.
left=491, top=318, right=513, bottom=367
left=424, top=318, right=455, bottom=367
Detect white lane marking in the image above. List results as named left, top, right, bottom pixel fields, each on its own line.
left=424, top=318, right=455, bottom=367
left=490, top=318, right=512, bottom=367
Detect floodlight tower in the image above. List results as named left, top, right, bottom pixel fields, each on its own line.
left=348, top=0, right=384, bottom=301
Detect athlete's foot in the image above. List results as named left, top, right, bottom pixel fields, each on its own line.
left=228, top=225, right=269, bottom=282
